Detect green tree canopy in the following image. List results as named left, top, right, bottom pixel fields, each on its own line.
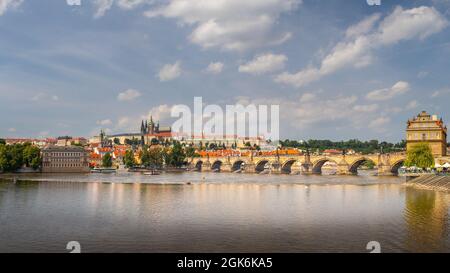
left=0, top=143, right=41, bottom=172
left=140, top=147, right=164, bottom=168
left=23, top=144, right=42, bottom=170
left=123, top=150, right=136, bottom=168
left=165, top=142, right=186, bottom=167
left=102, top=152, right=113, bottom=168
left=404, top=143, right=434, bottom=169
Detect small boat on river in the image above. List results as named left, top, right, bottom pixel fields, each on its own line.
left=143, top=170, right=161, bottom=175
left=91, top=167, right=117, bottom=173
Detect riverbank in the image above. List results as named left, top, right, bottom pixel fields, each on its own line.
left=406, top=174, right=450, bottom=192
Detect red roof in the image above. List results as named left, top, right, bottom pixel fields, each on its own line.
left=146, top=132, right=173, bottom=137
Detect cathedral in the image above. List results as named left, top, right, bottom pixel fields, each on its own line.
left=140, top=116, right=172, bottom=145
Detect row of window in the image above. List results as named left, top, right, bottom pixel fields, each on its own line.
left=409, top=123, right=441, bottom=128
left=43, top=163, right=88, bottom=167
left=45, top=158, right=84, bottom=162
left=407, top=132, right=442, bottom=140
left=44, top=152, right=85, bottom=157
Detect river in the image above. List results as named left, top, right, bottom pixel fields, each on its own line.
left=0, top=171, right=449, bottom=253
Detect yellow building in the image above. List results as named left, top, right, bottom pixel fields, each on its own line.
left=406, top=111, right=447, bottom=157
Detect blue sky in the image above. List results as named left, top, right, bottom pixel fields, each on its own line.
left=1, top=0, right=450, bottom=142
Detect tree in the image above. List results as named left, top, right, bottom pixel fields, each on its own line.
left=165, top=142, right=186, bottom=167
left=23, top=144, right=41, bottom=170
left=140, top=148, right=151, bottom=167
left=113, top=138, right=121, bottom=145
left=102, top=153, right=113, bottom=168
left=151, top=138, right=159, bottom=145
left=404, top=143, right=434, bottom=169
left=0, top=139, right=5, bottom=145
left=141, top=147, right=164, bottom=168
left=0, top=143, right=34, bottom=172
left=185, top=146, right=197, bottom=158
left=148, top=147, right=164, bottom=168
left=123, top=150, right=136, bottom=168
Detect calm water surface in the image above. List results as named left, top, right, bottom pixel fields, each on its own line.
left=0, top=171, right=449, bottom=253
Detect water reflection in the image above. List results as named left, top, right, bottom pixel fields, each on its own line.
left=0, top=174, right=449, bottom=253
left=404, top=188, right=449, bottom=252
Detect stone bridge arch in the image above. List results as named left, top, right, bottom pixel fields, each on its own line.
left=348, top=157, right=377, bottom=174
left=231, top=160, right=246, bottom=172
left=255, top=160, right=270, bottom=173
left=211, top=160, right=222, bottom=172
left=312, top=158, right=338, bottom=174
left=390, top=159, right=405, bottom=175
left=194, top=160, right=203, bottom=171
left=281, top=159, right=298, bottom=174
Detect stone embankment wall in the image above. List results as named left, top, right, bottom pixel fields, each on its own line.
left=406, top=174, right=450, bottom=192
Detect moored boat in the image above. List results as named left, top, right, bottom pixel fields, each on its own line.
left=91, top=167, right=117, bottom=173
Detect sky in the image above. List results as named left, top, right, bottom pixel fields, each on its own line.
left=1, top=0, right=450, bottom=142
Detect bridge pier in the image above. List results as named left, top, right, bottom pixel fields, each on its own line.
left=337, top=163, right=352, bottom=175
left=377, top=164, right=395, bottom=176
left=290, top=162, right=303, bottom=175
left=202, top=161, right=212, bottom=172
left=243, top=163, right=256, bottom=173
left=220, top=162, right=233, bottom=172
left=300, top=162, right=313, bottom=175
left=270, top=162, right=282, bottom=174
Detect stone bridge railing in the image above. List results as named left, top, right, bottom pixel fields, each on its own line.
left=188, top=153, right=406, bottom=176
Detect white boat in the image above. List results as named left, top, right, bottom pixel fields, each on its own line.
left=91, top=167, right=117, bottom=173
left=143, top=170, right=161, bottom=175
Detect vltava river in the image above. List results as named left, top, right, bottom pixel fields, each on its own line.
left=0, top=171, right=449, bottom=253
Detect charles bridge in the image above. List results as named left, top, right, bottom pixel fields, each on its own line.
left=188, top=152, right=407, bottom=176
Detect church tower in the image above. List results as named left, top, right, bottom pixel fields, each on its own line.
left=406, top=111, right=447, bottom=157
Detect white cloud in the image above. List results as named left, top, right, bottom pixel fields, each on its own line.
left=299, top=93, right=316, bottom=103
left=345, top=13, right=381, bottom=38
left=143, top=104, right=173, bottom=123
left=31, top=92, right=60, bottom=102
left=205, top=62, right=224, bottom=74
left=0, top=0, right=23, bottom=16
left=116, top=0, right=146, bottom=10
left=406, top=100, right=419, bottom=110
left=8, top=127, right=16, bottom=132
left=115, top=116, right=135, bottom=131
left=275, top=6, right=448, bottom=87
left=93, top=0, right=114, bottom=18
left=117, top=89, right=142, bottom=101
left=96, top=119, right=113, bottom=126
left=417, top=71, right=429, bottom=79
left=239, top=53, right=287, bottom=75
left=431, top=87, right=450, bottom=98
left=366, top=81, right=410, bottom=101
left=377, top=6, right=448, bottom=45
left=158, top=61, right=182, bottom=82
left=93, top=0, right=148, bottom=18
left=368, top=116, right=391, bottom=132
left=145, top=0, right=300, bottom=51
left=353, top=104, right=379, bottom=113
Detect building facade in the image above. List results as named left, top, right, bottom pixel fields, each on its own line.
left=406, top=111, right=447, bottom=157
left=42, top=145, right=90, bottom=173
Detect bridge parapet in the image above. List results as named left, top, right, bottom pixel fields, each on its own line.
left=189, top=152, right=406, bottom=175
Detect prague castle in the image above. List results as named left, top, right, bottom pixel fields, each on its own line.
left=406, top=111, right=447, bottom=157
